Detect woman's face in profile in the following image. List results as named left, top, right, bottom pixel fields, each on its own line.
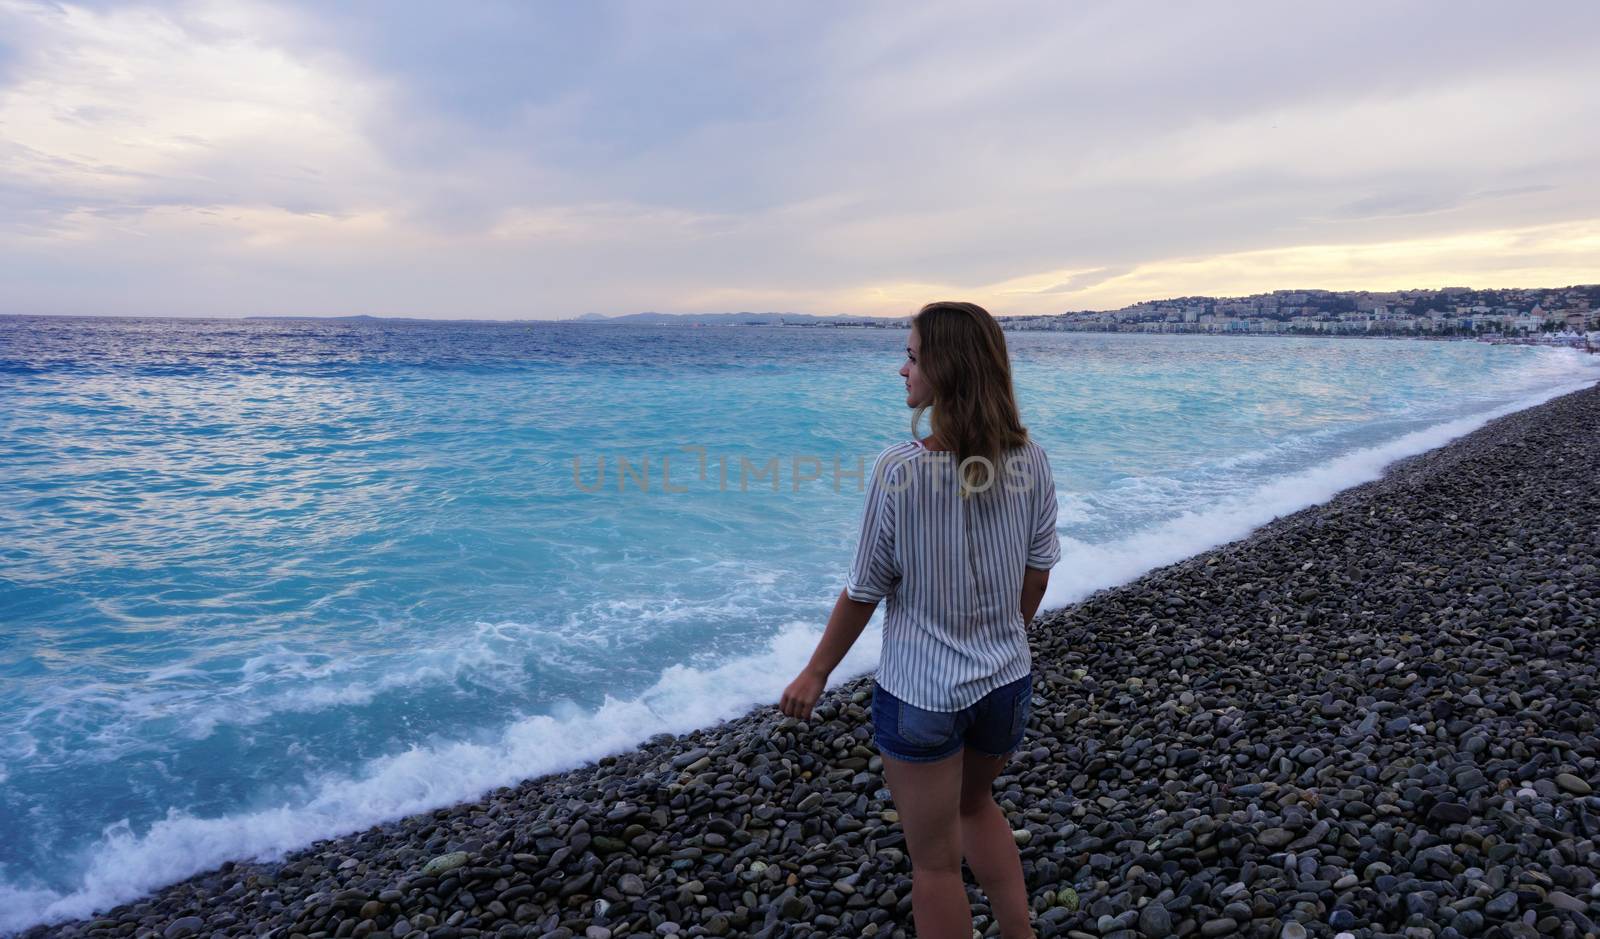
left=900, top=327, right=932, bottom=409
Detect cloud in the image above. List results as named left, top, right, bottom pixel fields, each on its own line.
left=962, top=219, right=1600, bottom=314
left=0, top=0, right=416, bottom=224
left=991, top=267, right=1137, bottom=298
left=1326, top=184, right=1560, bottom=222
left=1, top=0, right=1598, bottom=317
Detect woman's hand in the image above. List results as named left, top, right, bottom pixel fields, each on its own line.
left=780, top=590, right=877, bottom=720
left=779, top=668, right=827, bottom=720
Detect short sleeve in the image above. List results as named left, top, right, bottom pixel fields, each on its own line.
left=1027, top=448, right=1061, bottom=570
left=844, top=449, right=902, bottom=603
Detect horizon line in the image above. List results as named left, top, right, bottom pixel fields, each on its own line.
left=4, top=281, right=1596, bottom=324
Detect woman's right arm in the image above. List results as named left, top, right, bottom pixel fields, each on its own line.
left=1021, top=566, right=1049, bottom=625
left=1022, top=446, right=1060, bottom=626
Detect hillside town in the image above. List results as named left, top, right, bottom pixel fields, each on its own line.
left=993, top=284, right=1600, bottom=345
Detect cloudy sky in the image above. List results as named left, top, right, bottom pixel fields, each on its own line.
left=2, top=1, right=1597, bottom=319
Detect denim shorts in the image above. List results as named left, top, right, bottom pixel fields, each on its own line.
left=871, top=672, right=1032, bottom=764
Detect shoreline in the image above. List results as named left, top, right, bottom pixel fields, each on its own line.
left=17, top=384, right=1600, bottom=939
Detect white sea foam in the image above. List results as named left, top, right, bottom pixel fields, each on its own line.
left=16, top=591, right=773, bottom=762
left=4, top=351, right=1596, bottom=934
left=1039, top=368, right=1598, bottom=610
left=13, top=631, right=510, bottom=763
left=0, top=620, right=883, bottom=933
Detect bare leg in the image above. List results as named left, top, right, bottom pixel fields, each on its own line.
left=880, top=750, right=970, bottom=939
left=959, top=748, right=1034, bottom=939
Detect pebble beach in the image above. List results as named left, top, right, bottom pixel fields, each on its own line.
left=20, top=383, right=1600, bottom=939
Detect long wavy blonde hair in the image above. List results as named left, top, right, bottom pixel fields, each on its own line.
left=909, top=301, right=1031, bottom=498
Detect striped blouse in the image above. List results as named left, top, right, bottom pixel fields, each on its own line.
left=844, top=437, right=1061, bottom=711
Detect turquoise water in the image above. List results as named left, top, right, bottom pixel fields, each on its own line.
left=1, top=316, right=1596, bottom=930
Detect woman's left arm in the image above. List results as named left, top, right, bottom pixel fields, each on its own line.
left=778, top=588, right=878, bottom=719
left=781, top=448, right=899, bottom=719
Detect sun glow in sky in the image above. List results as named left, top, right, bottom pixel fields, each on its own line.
left=1, top=1, right=1597, bottom=319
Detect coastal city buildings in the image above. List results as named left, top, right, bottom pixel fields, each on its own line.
left=990, top=285, right=1600, bottom=343
left=779, top=286, right=1598, bottom=349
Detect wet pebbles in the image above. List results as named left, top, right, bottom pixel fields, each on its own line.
left=22, top=385, right=1600, bottom=939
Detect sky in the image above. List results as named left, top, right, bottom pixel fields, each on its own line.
left=1, top=0, right=1597, bottom=320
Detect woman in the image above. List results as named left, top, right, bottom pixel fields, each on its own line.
left=779, top=301, right=1060, bottom=939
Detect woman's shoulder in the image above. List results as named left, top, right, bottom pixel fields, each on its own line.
left=878, top=440, right=924, bottom=461
left=866, top=440, right=922, bottom=483
left=1007, top=435, right=1050, bottom=461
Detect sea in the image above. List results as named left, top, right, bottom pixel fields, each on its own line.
left=2, top=315, right=1597, bottom=931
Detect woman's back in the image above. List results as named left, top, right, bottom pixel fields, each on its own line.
left=846, top=436, right=1061, bottom=711
left=780, top=301, right=1055, bottom=939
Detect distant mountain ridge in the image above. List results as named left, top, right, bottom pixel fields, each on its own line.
left=241, top=314, right=473, bottom=323
left=239, top=311, right=895, bottom=325
left=231, top=283, right=1599, bottom=327
left=554, top=311, right=891, bottom=325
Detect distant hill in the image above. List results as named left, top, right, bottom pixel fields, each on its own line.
left=241, top=314, right=472, bottom=323
left=555, top=311, right=899, bottom=325
left=238, top=311, right=903, bottom=325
